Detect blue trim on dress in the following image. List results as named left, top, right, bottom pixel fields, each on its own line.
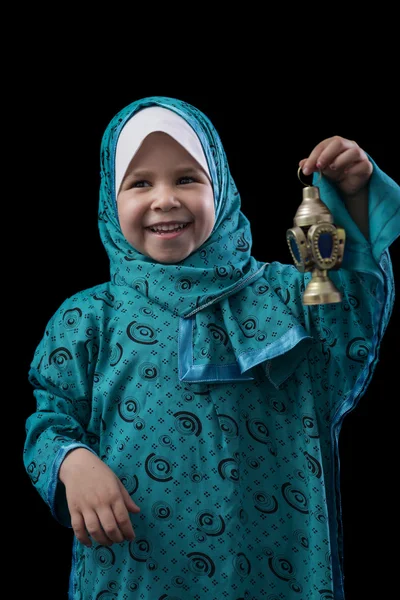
left=178, top=318, right=312, bottom=385
left=178, top=316, right=255, bottom=382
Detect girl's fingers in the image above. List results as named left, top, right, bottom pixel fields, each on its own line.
left=71, top=512, right=92, bottom=547
left=301, top=137, right=357, bottom=175
left=84, top=510, right=114, bottom=547
left=301, top=138, right=333, bottom=174
left=298, top=158, right=307, bottom=170
left=314, top=138, right=356, bottom=172
left=112, top=498, right=136, bottom=542
left=324, top=146, right=363, bottom=172
left=96, top=506, right=125, bottom=544
left=118, top=479, right=141, bottom=513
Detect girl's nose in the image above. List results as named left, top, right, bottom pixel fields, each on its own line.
left=150, top=187, right=182, bottom=211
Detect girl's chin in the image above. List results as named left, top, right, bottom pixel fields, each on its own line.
left=141, top=242, right=196, bottom=264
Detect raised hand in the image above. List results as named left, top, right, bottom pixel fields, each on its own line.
left=299, top=136, right=373, bottom=197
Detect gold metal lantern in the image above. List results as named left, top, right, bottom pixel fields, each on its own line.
left=286, top=168, right=346, bottom=305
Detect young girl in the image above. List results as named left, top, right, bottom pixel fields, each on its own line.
left=23, top=96, right=399, bottom=600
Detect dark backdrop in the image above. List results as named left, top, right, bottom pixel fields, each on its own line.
left=16, top=82, right=398, bottom=599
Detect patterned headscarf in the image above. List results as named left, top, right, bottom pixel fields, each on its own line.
left=99, top=96, right=266, bottom=318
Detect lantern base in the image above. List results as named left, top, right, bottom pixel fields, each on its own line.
left=302, top=269, right=342, bottom=305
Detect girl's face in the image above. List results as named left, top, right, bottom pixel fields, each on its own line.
left=117, top=132, right=215, bottom=264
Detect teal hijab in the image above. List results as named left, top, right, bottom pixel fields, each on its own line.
left=99, top=96, right=266, bottom=319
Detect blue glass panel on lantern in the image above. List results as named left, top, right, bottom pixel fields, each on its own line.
left=318, top=233, right=333, bottom=258
left=290, top=238, right=301, bottom=262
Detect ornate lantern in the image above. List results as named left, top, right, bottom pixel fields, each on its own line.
left=286, top=168, right=346, bottom=304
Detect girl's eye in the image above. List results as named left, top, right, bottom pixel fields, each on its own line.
left=132, top=180, right=150, bottom=188
left=130, top=176, right=195, bottom=188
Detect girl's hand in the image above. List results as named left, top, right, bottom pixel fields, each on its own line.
left=59, top=448, right=141, bottom=547
left=299, top=136, right=373, bottom=197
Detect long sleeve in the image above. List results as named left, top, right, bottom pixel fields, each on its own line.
left=256, top=158, right=398, bottom=394
left=23, top=297, right=100, bottom=527
left=305, top=158, right=398, bottom=412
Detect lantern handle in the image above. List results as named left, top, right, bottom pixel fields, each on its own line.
left=297, top=166, right=322, bottom=187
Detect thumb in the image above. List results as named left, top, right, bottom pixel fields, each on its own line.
left=118, top=480, right=141, bottom=513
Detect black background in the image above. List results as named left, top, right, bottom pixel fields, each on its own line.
left=16, top=72, right=398, bottom=599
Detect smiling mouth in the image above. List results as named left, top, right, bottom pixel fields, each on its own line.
left=146, top=223, right=192, bottom=237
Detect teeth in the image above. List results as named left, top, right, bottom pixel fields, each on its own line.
left=150, top=223, right=188, bottom=233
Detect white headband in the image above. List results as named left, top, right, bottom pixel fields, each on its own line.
left=115, top=106, right=211, bottom=197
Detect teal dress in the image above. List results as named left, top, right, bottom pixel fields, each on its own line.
left=23, top=97, right=399, bottom=600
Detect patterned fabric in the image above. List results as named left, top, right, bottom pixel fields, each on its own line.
left=99, top=96, right=264, bottom=320
left=23, top=97, right=399, bottom=600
